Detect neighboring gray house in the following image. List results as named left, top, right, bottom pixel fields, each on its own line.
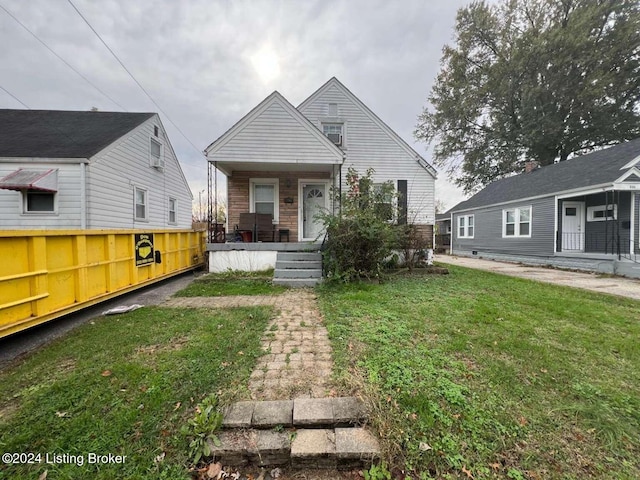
left=0, top=109, right=192, bottom=229
left=449, top=139, right=640, bottom=277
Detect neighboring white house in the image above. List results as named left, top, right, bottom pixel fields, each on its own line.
left=0, top=109, right=193, bottom=229
left=206, top=77, right=437, bottom=243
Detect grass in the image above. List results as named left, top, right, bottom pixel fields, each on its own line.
left=174, top=270, right=287, bottom=297
left=0, top=305, right=272, bottom=479
left=317, top=266, right=640, bottom=479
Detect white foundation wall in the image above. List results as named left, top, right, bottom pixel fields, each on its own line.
left=209, top=251, right=278, bottom=273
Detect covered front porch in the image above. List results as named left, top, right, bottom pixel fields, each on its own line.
left=556, top=189, right=639, bottom=261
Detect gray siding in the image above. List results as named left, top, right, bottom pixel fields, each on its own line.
left=87, top=116, right=192, bottom=229
left=298, top=82, right=435, bottom=225
left=0, top=161, right=83, bottom=229
left=452, top=196, right=556, bottom=256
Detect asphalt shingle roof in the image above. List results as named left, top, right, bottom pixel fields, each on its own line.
left=0, top=109, right=155, bottom=158
left=452, top=138, right=640, bottom=212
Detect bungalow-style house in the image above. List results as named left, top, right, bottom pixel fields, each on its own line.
left=449, top=139, right=640, bottom=278
left=205, top=77, right=436, bottom=278
left=0, top=109, right=193, bottom=229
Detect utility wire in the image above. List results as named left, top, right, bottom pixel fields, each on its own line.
left=0, top=84, right=29, bottom=108
left=0, top=2, right=127, bottom=111
left=66, top=0, right=203, bottom=156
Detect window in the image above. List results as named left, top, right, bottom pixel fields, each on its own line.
left=23, top=191, right=55, bottom=213
left=587, top=204, right=617, bottom=222
left=373, top=183, right=394, bottom=221
left=153, top=125, right=159, bottom=137
left=134, top=187, right=148, bottom=221
left=168, top=197, right=177, bottom=224
left=249, top=179, right=279, bottom=221
left=503, top=206, right=531, bottom=237
left=150, top=138, right=164, bottom=169
left=458, top=214, right=474, bottom=238
left=328, top=103, right=338, bottom=116
left=322, top=123, right=343, bottom=146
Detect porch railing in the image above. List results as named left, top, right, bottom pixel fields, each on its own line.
left=558, top=232, right=635, bottom=260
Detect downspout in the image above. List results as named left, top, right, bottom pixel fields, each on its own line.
left=80, top=162, right=87, bottom=229
left=449, top=212, right=454, bottom=255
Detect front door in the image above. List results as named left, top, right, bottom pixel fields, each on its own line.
left=562, top=201, right=584, bottom=251
left=301, top=183, right=327, bottom=240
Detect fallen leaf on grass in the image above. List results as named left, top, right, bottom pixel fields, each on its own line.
left=237, top=351, right=244, bottom=356
left=38, top=470, right=47, bottom=480
left=154, top=452, right=165, bottom=464
left=490, top=462, right=501, bottom=470
left=462, top=465, right=474, bottom=479
left=173, top=402, right=181, bottom=411
left=55, top=411, right=69, bottom=418
left=101, top=370, right=112, bottom=377
left=518, top=416, right=528, bottom=427
left=419, top=442, right=432, bottom=451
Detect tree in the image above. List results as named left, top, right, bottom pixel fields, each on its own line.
left=416, top=0, right=640, bottom=193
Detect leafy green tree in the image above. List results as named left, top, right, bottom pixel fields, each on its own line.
left=416, top=0, right=640, bottom=193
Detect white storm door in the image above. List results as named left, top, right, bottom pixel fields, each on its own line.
left=301, top=182, right=327, bottom=240
left=562, top=201, right=584, bottom=251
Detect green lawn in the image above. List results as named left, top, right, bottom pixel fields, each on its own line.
left=175, top=270, right=287, bottom=297
left=0, top=306, right=271, bottom=479
left=318, top=266, right=640, bottom=480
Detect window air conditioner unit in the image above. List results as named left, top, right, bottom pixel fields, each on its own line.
left=151, top=155, right=165, bottom=169
left=327, top=133, right=342, bottom=146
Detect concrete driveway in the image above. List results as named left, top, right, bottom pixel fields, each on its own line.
left=436, top=255, right=640, bottom=301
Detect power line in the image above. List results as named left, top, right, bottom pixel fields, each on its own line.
left=0, top=84, right=29, bottom=108
left=0, top=2, right=127, bottom=111
left=66, top=0, right=203, bottom=156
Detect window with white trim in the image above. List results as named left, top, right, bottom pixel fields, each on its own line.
left=23, top=191, right=56, bottom=213
left=322, top=123, right=343, bottom=146
left=587, top=204, right=617, bottom=222
left=503, top=206, right=531, bottom=237
left=458, top=214, right=474, bottom=238
left=249, top=179, right=279, bottom=222
left=168, top=197, right=177, bottom=224
left=134, top=186, right=148, bottom=221
left=150, top=138, right=164, bottom=169
left=373, top=183, right=394, bottom=221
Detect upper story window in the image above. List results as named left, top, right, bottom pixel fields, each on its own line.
left=458, top=214, right=474, bottom=238
left=134, top=186, right=148, bottom=221
left=323, top=123, right=343, bottom=146
left=150, top=138, right=164, bottom=170
left=503, top=206, right=531, bottom=237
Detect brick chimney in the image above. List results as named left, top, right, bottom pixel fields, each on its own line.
left=524, top=160, right=539, bottom=173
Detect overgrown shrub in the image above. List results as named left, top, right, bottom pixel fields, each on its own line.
left=319, top=167, right=398, bottom=282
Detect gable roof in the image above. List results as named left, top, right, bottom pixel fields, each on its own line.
left=204, top=91, right=344, bottom=160
left=297, top=77, right=437, bottom=178
left=0, top=109, right=155, bottom=158
left=451, top=138, right=640, bottom=212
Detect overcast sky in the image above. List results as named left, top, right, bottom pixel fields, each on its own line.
left=0, top=0, right=471, bottom=212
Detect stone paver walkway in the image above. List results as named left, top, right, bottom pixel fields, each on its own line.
left=437, top=255, right=640, bottom=301
left=164, top=290, right=335, bottom=400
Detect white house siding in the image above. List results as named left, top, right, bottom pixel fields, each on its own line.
left=87, top=116, right=192, bottom=229
left=0, top=160, right=83, bottom=229
left=298, top=83, right=436, bottom=225
left=210, top=96, right=343, bottom=166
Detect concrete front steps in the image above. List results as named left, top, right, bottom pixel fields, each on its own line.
left=208, top=397, right=380, bottom=469
left=273, top=251, right=323, bottom=287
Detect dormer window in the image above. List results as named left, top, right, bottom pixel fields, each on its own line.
left=323, top=123, right=343, bottom=146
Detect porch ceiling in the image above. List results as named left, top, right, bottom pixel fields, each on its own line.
left=212, top=160, right=338, bottom=176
